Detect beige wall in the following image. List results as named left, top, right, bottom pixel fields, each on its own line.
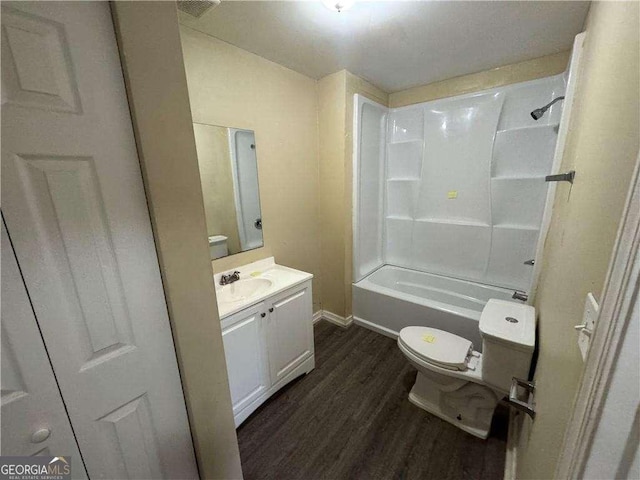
left=193, top=123, right=241, bottom=254
left=112, top=3, right=243, bottom=479
left=178, top=26, right=569, bottom=322
left=318, top=71, right=348, bottom=316
left=389, top=51, right=570, bottom=108
left=112, top=4, right=640, bottom=479
left=516, top=2, right=640, bottom=479
left=317, top=70, right=388, bottom=318
left=180, top=26, right=322, bottom=311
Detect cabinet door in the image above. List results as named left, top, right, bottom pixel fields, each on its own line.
left=221, top=303, right=270, bottom=419
left=2, top=224, right=87, bottom=477
left=267, top=283, right=314, bottom=384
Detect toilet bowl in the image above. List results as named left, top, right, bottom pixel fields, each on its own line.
left=397, top=299, right=535, bottom=439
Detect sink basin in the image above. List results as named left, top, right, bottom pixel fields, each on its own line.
left=216, top=278, right=273, bottom=304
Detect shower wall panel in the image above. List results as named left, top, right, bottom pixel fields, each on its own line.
left=384, top=75, right=565, bottom=291
left=353, top=97, right=387, bottom=281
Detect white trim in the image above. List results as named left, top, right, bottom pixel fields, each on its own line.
left=352, top=315, right=398, bottom=339
left=316, top=310, right=353, bottom=328
left=529, top=32, right=586, bottom=304
left=504, top=410, right=522, bottom=480
left=556, top=150, right=640, bottom=479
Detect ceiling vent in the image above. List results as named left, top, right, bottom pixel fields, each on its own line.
left=177, top=0, right=220, bottom=18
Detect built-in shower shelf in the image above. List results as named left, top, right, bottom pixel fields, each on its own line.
left=493, top=224, right=539, bottom=231
left=492, top=124, right=559, bottom=179
left=386, top=215, right=414, bottom=221
left=414, top=218, right=490, bottom=228
left=491, top=175, right=546, bottom=181
left=387, top=138, right=424, bottom=146
left=387, top=177, right=421, bottom=182
left=496, top=123, right=559, bottom=135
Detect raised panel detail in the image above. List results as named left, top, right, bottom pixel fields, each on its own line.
left=1, top=7, right=81, bottom=113
left=222, top=311, right=269, bottom=414
left=98, top=395, right=163, bottom=480
left=1, top=323, right=28, bottom=405
left=269, top=287, right=313, bottom=383
left=15, top=155, right=136, bottom=368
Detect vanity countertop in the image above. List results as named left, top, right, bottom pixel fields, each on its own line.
left=214, top=257, right=313, bottom=319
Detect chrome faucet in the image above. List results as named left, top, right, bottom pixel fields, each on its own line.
left=512, top=291, right=529, bottom=302
left=220, top=270, right=241, bottom=286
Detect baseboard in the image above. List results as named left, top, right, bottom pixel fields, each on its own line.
left=312, top=310, right=323, bottom=324
left=352, top=315, right=398, bottom=339
left=317, top=310, right=353, bottom=328
left=504, top=408, right=521, bottom=480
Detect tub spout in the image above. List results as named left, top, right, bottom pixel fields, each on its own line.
left=512, top=291, right=528, bottom=302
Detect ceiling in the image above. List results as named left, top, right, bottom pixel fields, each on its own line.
left=178, top=1, right=589, bottom=92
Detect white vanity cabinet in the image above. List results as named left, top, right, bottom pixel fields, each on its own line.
left=219, top=276, right=314, bottom=427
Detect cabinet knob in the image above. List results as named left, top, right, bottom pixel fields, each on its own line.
left=31, top=428, right=51, bottom=443
left=269, top=308, right=274, bottom=313
left=261, top=313, right=266, bottom=318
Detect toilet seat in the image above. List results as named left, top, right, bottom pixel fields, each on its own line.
left=398, top=327, right=473, bottom=371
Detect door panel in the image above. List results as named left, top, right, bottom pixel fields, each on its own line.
left=1, top=3, right=197, bottom=478
left=221, top=304, right=270, bottom=419
left=1, top=223, right=88, bottom=478
left=267, top=284, right=313, bottom=384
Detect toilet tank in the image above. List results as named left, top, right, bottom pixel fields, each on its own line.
left=208, top=235, right=228, bottom=260
left=480, top=299, right=536, bottom=392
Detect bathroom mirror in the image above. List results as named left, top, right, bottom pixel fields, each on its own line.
left=193, top=122, right=264, bottom=259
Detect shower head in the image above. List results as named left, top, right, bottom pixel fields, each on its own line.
left=530, top=96, right=565, bottom=121
left=530, top=108, right=546, bottom=121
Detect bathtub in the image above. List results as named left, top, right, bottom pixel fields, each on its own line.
left=352, top=265, right=516, bottom=351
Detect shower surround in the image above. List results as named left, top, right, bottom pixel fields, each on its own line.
left=353, top=74, right=567, bottom=339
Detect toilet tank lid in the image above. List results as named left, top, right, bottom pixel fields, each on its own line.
left=208, top=235, right=228, bottom=245
left=479, top=299, right=535, bottom=350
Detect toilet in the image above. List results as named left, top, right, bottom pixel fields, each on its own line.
left=208, top=235, right=229, bottom=260
left=398, top=299, right=535, bottom=439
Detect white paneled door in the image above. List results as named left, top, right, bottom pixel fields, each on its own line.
left=1, top=2, right=198, bottom=479
left=1, top=223, right=88, bottom=478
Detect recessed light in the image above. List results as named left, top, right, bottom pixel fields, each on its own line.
left=322, top=0, right=355, bottom=13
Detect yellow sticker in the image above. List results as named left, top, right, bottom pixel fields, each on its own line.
left=422, top=334, right=436, bottom=343
left=250, top=271, right=262, bottom=277
left=448, top=190, right=458, bottom=199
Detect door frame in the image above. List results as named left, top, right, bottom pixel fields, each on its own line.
left=110, top=3, right=243, bottom=479
left=555, top=150, right=640, bottom=478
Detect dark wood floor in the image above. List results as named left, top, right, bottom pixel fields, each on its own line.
left=237, top=321, right=508, bottom=480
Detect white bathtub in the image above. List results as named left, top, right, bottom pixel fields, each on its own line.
left=352, top=265, right=516, bottom=351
